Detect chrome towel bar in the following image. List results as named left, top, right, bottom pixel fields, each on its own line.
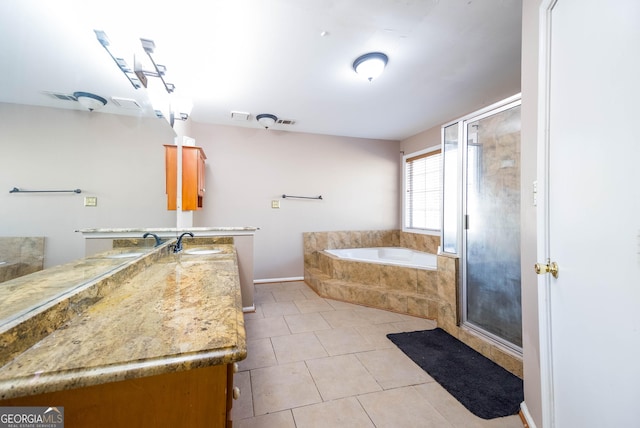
left=282, top=194, right=322, bottom=200
left=10, top=187, right=82, bottom=194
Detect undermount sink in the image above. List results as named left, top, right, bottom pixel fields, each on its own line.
left=106, top=252, right=144, bottom=259
left=184, top=248, right=222, bottom=255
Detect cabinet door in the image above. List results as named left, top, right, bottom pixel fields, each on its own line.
left=165, top=145, right=178, bottom=210
left=165, top=146, right=207, bottom=211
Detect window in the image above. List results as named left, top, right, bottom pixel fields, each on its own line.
left=403, top=148, right=442, bottom=232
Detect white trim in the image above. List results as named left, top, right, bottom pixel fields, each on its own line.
left=520, top=402, right=538, bottom=428
left=254, top=276, right=304, bottom=284
left=402, top=145, right=442, bottom=233
left=536, top=0, right=557, bottom=427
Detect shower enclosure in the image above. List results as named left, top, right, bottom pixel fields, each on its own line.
left=442, top=95, right=522, bottom=352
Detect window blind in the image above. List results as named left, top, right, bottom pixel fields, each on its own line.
left=405, top=150, right=442, bottom=230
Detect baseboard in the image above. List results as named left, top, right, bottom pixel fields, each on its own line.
left=519, top=402, right=537, bottom=428
left=254, top=276, right=304, bottom=284
left=242, top=305, right=256, bottom=313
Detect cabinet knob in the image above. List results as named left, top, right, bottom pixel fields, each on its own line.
left=232, top=386, right=241, bottom=400
left=232, top=362, right=239, bottom=373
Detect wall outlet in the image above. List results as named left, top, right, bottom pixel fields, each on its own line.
left=84, top=196, right=97, bottom=207
left=271, top=200, right=280, bottom=209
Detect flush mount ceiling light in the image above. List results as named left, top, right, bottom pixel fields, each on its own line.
left=73, top=92, right=107, bottom=111
left=256, top=113, right=278, bottom=129
left=352, top=52, right=389, bottom=82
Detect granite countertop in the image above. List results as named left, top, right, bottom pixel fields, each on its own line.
left=0, top=241, right=246, bottom=400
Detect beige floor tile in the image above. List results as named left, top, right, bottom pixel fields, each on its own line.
left=315, top=326, right=377, bottom=356
left=238, top=338, right=277, bottom=371
left=251, top=362, right=322, bottom=415
left=413, top=382, right=523, bottom=428
left=325, top=299, right=365, bottom=310
left=242, top=306, right=264, bottom=320
left=357, top=386, right=453, bottom=428
left=306, top=354, right=382, bottom=401
left=271, top=332, right=328, bottom=363
left=354, top=306, right=405, bottom=324
left=232, top=370, right=253, bottom=420
left=292, top=397, right=375, bottom=428
left=356, top=348, right=433, bottom=389
left=294, top=298, right=335, bottom=313
left=320, top=309, right=370, bottom=328
left=272, top=289, right=308, bottom=302
left=244, top=316, right=291, bottom=339
left=300, top=288, right=324, bottom=300
left=390, top=317, right=438, bottom=333
left=277, top=281, right=309, bottom=291
left=261, top=301, right=301, bottom=317
left=235, top=410, right=296, bottom=428
left=284, top=312, right=332, bottom=333
left=253, top=287, right=276, bottom=305
left=354, top=323, right=403, bottom=349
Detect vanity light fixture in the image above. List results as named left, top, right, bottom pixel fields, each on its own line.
left=256, top=113, right=278, bottom=129
left=73, top=92, right=107, bottom=111
left=352, top=52, right=389, bottom=82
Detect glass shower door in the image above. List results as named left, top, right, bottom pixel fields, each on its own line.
left=463, top=102, right=522, bottom=350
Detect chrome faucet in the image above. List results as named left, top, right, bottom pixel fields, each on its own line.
left=142, top=232, right=163, bottom=247
left=174, top=232, right=194, bottom=253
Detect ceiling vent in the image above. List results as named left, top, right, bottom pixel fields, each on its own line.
left=231, top=111, right=250, bottom=121
left=111, top=97, right=142, bottom=110
left=41, top=91, right=77, bottom=101
left=276, top=119, right=296, bottom=125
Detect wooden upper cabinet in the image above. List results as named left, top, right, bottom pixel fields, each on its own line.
left=165, top=145, right=207, bottom=211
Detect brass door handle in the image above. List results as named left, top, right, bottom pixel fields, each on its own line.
left=534, top=260, right=559, bottom=278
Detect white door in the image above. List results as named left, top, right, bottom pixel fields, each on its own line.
left=537, top=1, right=640, bottom=427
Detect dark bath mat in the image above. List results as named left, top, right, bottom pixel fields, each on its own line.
left=387, top=328, right=523, bottom=419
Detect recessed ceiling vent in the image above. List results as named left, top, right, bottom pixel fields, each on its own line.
left=41, top=91, right=77, bottom=101
left=276, top=118, right=296, bottom=125
left=231, top=111, right=250, bottom=121
left=111, top=97, right=142, bottom=110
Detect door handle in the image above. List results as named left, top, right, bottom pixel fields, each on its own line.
left=534, top=259, right=559, bottom=278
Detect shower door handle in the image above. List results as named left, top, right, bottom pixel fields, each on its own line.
left=534, top=259, right=559, bottom=278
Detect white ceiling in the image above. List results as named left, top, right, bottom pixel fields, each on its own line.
left=0, top=0, right=522, bottom=141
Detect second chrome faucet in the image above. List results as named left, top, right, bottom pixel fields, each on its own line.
left=173, top=232, right=194, bottom=253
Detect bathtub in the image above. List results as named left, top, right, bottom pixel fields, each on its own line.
left=324, top=247, right=436, bottom=270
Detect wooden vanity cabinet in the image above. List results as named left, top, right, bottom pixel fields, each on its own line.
left=0, top=363, right=236, bottom=428
left=165, top=145, right=207, bottom=211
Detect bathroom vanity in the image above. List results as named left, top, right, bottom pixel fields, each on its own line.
left=0, top=237, right=246, bottom=427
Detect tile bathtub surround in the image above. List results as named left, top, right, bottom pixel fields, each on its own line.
left=303, top=231, right=523, bottom=377
left=234, top=281, right=523, bottom=428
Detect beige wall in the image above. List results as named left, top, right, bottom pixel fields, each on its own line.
left=188, top=122, right=401, bottom=280
left=0, top=103, right=176, bottom=267
left=0, top=103, right=401, bottom=277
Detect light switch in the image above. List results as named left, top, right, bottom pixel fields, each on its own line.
left=271, top=200, right=280, bottom=209
left=84, top=196, right=97, bottom=207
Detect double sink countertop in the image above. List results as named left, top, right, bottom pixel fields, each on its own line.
left=0, top=237, right=246, bottom=400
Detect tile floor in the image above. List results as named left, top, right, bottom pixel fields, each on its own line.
left=233, top=281, right=523, bottom=428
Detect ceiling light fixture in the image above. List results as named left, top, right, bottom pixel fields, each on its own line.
left=256, top=113, right=278, bottom=129
left=352, top=52, right=389, bottom=82
left=73, top=92, right=107, bottom=111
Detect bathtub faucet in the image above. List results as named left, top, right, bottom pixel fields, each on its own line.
left=173, top=232, right=194, bottom=253
left=142, top=232, right=163, bottom=247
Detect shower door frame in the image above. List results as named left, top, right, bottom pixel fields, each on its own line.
left=459, top=94, right=523, bottom=354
